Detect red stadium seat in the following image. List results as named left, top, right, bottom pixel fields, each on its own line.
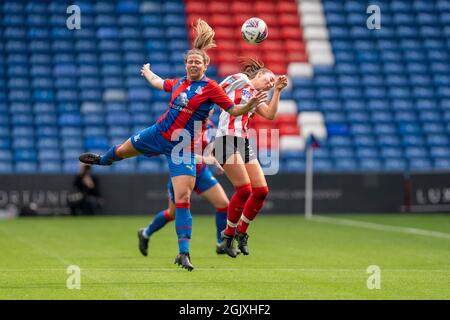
left=209, top=2, right=229, bottom=14
left=255, top=14, right=278, bottom=28
left=277, top=1, right=299, bottom=14
left=266, top=63, right=287, bottom=75
left=281, top=27, right=303, bottom=40
left=216, top=52, right=239, bottom=64
left=259, top=40, right=285, bottom=52
left=210, top=14, right=232, bottom=27
left=214, top=27, right=239, bottom=40
left=239, top=42, right=264, bottom=55
left=231, top=2, right=253, bottom=14
left=186, top=14, right=204, bottom=29
left=263, top=52, right=288, bottom=65
left=265, top=27, right=282, bottom=41
left=279, top=14, right=301, bottom=27
left=252, top=114, right=275, bottom=127
left=287, top=51, right=308, bottom=62
left=285, top=41, right=306, bottom=52
left=279, top=125, right=300, bottom=136
left=185, top=2, right=205, bottom=14
left=216, top=39, right=238, bottom=51
left=255, top=2, right=276, bottom=14
left=218, top=64, right=240, bottom=77
left=275, top=114, right=298, bottom=125
left=233, top=14, right=255, bottom=26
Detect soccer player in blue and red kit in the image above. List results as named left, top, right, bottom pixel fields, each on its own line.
left=79, top=20, right=267, bottom=271
left=137, top=114, right=231, bottom=257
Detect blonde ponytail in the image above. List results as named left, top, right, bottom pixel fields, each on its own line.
left=193, top=19, right=216, bottom=51
left=185, top=19, right=216, bottom=65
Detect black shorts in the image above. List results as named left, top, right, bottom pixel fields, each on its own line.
left=213, top=135, right=257, bottom=164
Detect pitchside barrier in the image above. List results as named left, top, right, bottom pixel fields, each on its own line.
left=0, top=173, right=449, bottom=216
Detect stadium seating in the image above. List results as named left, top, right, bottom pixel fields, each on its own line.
left=0, top=0, right=449, bottom=173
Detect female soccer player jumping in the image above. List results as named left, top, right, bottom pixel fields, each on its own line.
left=79, top=20, right=266, bottom=271
left=214, top=58, right=288, bottom=258
left=137, top=115, right=231, bottom=257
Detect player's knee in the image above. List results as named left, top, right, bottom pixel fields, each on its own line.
left=175, top=190, right=192, bottom=204
left=236, top=183, right=252, bottom=200
left=216, top=200, right=229, bottom=210
left=253, top=186, right=269, bottom=201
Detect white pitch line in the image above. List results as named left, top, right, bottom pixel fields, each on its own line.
left=0, top=268, right=448, bottom=273
left=310, top=215, right=450, bottom=240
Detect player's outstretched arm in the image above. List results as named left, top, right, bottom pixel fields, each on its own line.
left=227, top=91, right=268, bottom=117
left=140, top=63, right=164, bottom=90
left=256, top=75, right=288, bottom=120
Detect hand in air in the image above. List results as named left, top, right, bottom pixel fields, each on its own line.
left=140, top=63, right=151, bottom=77
left=275, top=75, right=288, bottom=90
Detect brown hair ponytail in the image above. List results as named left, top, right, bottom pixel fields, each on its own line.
left=239, top=57, right=271, bottom=79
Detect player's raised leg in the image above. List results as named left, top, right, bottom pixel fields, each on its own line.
left=79, top=138, right=142, bottom=166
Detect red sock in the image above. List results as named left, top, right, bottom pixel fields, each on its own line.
left=238, top=186, right=269, bottom=234
left=224, top=184, right=252, bottom=236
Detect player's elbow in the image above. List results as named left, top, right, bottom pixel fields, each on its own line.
left=227, top=106, right=239, bottom=117
left=260, top=112, right=275, bottom=120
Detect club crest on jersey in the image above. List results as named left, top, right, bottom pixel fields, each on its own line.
left=195, top=86, right=203, bottom=95
left=242, top=88, right=252, bottom=101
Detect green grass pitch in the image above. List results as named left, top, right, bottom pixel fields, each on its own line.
left=0, top=214, right=449, bottom=300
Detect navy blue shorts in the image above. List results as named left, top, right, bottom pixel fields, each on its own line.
left=130, top=125, right=196, bottom=177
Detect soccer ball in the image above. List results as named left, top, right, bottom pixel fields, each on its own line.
left=241, top=17, right=268, bottom=44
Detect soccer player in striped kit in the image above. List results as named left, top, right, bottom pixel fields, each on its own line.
left=137, top=113, right=231, bottom=257
left=79, top=21, right=267, bottom=271
left=214, top=58, right=288, bottom=257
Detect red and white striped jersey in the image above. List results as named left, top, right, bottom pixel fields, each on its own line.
left=216, top=73, right=257, bottom=139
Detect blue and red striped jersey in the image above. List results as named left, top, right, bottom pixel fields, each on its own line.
left=156, top=76, right=233, bottom=142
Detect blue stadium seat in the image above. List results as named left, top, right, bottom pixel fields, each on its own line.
left=359, top=158, right=382, bottom=171
left=38, top=149, right=61, bottom=161
left=39, top=161, right=61, bottom=173
left=61, top=127, right=82, bottom=138
left=409, top=158, right=433, bottom=171
left=37, top=138, right=59, bottom=149
left=85, top=136, right=110, bottom=150
left=15, top=161, right=38, bottom=173
left=331, top=147, right=354, bottom=158
left=279, top=159, right=304, bottom=173
left=313, top=159, right=333, bottom=172
left=138, top=159, right=162, bottom=173
left=353, top=135, right=376, bottom=147
left=0, top=161, right=13, bottom=173
left=434, top=158, right=450, bottom=170
left=378, top=135, right=401, bottom=147
left=63, top=160, right=81, bottom=173
left=405, top=147, right=428, bottom=158
left=384, top=158, right=407, bottom=171
left=112, top=158, right=136, bottom=172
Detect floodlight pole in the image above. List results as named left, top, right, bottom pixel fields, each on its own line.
left=305, top=144, right=313, bottom=220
